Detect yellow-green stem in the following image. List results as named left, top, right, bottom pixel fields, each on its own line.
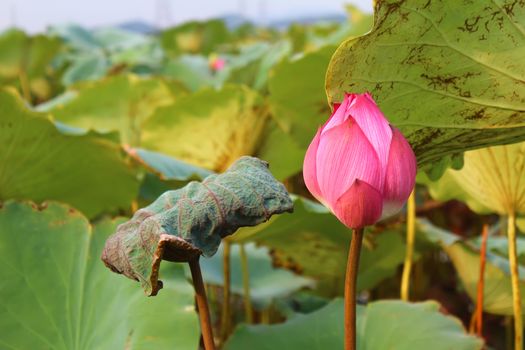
left=507, top=213, right=523, bottom=350
left=239, top=244, right=254, bottom=323
left=400, top=190, right=416, bottom=301
left=220, top=240, right=232, bottom=341
left=18, top=70, right=31, bottom=103
left=261, top=307, right=271, bottom=324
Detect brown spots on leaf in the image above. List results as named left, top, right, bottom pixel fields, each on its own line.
left=420, top=72, right=479, bottom=97
left=458, top=15, right=482, bottom=33
left=503, top=0, right=523, bottom=17
left=464, top=108, right=488, bottom=121
left=269, top=248, right=304, bottom=274
left=30, top=201, right=48, bottom=211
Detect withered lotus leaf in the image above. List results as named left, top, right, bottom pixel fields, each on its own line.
left=101, top=156, right=293, bottom=296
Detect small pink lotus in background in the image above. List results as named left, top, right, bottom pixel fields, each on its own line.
left=303, top=92, right=416, bottom=229
left=209, top=56, right=226, bottom=72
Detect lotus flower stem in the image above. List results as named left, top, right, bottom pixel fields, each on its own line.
left=345, top=228, right=364, bottom=350
left=471, top=223, right=489, bottom=336
left=507, top=213, right=522, bottom=350
left=239, top=243, right=254, bottom=323
left=221, top=240, right=232, bottom=340
left=188, top=257, right=216, bottom=350
left=400, top=190, right=416, bottom=301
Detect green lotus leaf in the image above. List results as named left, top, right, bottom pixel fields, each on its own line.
left=259, top=46, right=336, bottom=180
left=418, top=219, right=525, bottom=315
left=161, top=19, right=231, bottom=56
left=126, top=147, right=214, bottom=182
left=0, top=88, right=139, bottom=218
left=232, top=197, right=407, bottom=295
left=326, top=0, right=525, bottom=176
left=142, top=84, right=266, bottom=172
left=161, top=55, right=218, bottom=92
left=424, top=142, right=525, bottom=215
left=198, top=242, right=315, bottom=309
left=0, top=201, right=199, bottom=350
left=0, top=29, right=62, bottom=101
left=44, top=74, right=174, bottom=145
left=60, top=53, right=109, bottom=86
left=225, top=299, right=482, bottom=350
left=101, top=156, right=293, bottom=296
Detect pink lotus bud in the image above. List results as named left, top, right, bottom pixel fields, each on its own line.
left=303, top=93, right=416, bottom=229
left=210, top=57, right=226, bottom=71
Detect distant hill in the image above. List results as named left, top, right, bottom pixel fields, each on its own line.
left=117, top=20, right=158, bottom=34
left=114, top=12, right=347, bottom=34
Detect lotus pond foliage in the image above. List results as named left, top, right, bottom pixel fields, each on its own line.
left=1, top=0, right=525, bottom=349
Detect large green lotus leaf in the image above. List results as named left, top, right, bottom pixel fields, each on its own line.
left=418, top=219, right=525, bottom=315
left=223, top=42, right=292, bottom=92
left=161, top=19, right=231, bottom=56
left=0, top=201, right=199, bottom=350
left=326, top=0, right=525, bottom=174
left=197, top=242, right=314, bottom=310
left=92, top=27, right=152, bottom=52
left=0, top=29, right=61, bottom=80
left=232, top=197, right=406, bottom=295
left=126, top=147, right=214, bottom=181
left=142, top=85, right=266, bottom=172
left=0, top=29, right=62, bottom=100
left=469, top=236, right=525, bottom=264
left=60, top=52, right=109, bottom=86
left=256, top=46, right=336, bottom=180
left=45, top=74, right=174, bottom=145
left=0, top=88, right=139, bottom=218
left=50, top=24, right=103, bottom=51
left=255, top=118, right=306, bottom=180
left=423, top=142, right=525, bottom=215
left=267, top=45, right=335, bottom=149
left=225, top=299, right=482, bottom=350
left=126, top=147, right=215, bottom=206
left=101, top=157, right=294, bottom=296
left=262, top=7, right=373, bottom=168
left=161, top=55, right=218, bottom=92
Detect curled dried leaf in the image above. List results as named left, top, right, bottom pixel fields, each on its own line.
left=101, top=156, right=293, bottom=295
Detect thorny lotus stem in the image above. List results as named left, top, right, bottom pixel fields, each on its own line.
left=239, top=244, right=254, bottom=323
left=345, top=228, right=364, bottom=350
left=221, top=240, right=232, bottom=341
left=401, top=190, right=416, bottom=301
left=471, top=224, right=489, bottom=336
left=188, top=257, right=216, bottom=350
left=507, top=213, right=523, bottom=350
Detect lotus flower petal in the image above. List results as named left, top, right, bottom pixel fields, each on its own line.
left=303, top=128, right=323, bottom=201
left=316, top=117, right=381, bottom=206
left=333, top=179, right=383, bottom=229
left=346, top=93, right=393, bottom=182
left=322, top=93, right=355, bottom=134
left=382, top=127, right=417, bottom=218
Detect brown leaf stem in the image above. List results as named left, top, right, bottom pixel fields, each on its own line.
left=221, top=240, right=232, bottom=341
left=188, top=257, right=216, bottom=350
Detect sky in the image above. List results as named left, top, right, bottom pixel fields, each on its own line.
left=0, top=0, right=373, bottom=33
